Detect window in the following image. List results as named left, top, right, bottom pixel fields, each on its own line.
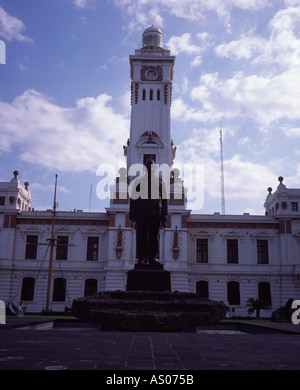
left=157, top=89, right=160, bottom=101
left=196, top=239, right=208, bottom=263
left=143, top=154, right=156, bottom=166
left=291, top=202, right=298, bottom=212
left=53, top=278, right=66, bottom=302
left=227, top=239, right=238, bottom=263
left=149, top=89, right=153, bottom=101
left=84, top=279, right=98, bottom=297
left=142, top=89, right=146, bottom=100
left=56, top=236, right=68, bottom=260
left=0, top=196, right=5, bottom=206
left=196, top=280, right=209, bottom=299
left=25, top=235, right=38, bottom=260
left=21, top=277, right=35, bottom=301
left=258, top=281, right=271, bottom=306
left=257, top=240, right=269, bottom=264
left=227, top=281, right=240, bottom=305
left=87, top=237, right=99, bottom=261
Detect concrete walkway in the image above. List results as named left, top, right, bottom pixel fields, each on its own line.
left=1, top=318, right=300, bottom=370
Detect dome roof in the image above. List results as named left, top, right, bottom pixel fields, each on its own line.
left=143, top=25, right=163, bottom=35
left=142, top=25, right=163, bottom=49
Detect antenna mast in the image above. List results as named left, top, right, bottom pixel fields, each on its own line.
left=219, top=123, right=225, bottom=215
left=89, top=184, right=93, bottom=212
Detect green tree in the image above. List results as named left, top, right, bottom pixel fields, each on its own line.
left=246, top=298, right=272, bottom=318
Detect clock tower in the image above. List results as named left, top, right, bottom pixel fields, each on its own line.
left=124, top=26, right=177, bottom=172
left=106, top=26, right=189, bottom=293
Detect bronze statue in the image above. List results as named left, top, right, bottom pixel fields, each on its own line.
left=129, top=160, right=168, bottom=265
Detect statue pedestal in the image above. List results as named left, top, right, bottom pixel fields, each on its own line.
left=126, top=262, right=171, bottom=292
left=72, top=291, right=227, bottom=331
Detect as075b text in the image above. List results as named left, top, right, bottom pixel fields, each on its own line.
left=149, top=374, right=193, bottom=385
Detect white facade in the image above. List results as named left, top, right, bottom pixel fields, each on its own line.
left=0, top=172, right=300, bottom=315
left=1, top=27, right=300, bottom=316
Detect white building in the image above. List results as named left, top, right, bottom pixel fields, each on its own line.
left=1, top=26, right=300, bottom=316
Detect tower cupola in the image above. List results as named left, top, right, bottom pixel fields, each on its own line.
left=142, top=25, right=163, bottom=49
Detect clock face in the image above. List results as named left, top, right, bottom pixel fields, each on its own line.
left=146, top=69, right=158, bottom=80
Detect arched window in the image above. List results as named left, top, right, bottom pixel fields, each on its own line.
left=196, top=280, right=209, bottom=299
left=258, top=281, right=271, bottom=306
left=53, top=278, right=66, bottom=302
left=227, top=281, right=240, bottom=305
left=84, top=279, right=98, bottom=297
left=21, top=277, right=35, bottom=301
left=149, top=89, right=153, bottom=101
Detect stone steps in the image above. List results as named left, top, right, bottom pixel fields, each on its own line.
left=72, top=291, right=226, bottom=331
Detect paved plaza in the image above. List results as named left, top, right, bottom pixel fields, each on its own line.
left=0, top=318, right=300, bottom=371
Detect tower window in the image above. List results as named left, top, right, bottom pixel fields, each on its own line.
left=149, top=89, right=153, bottom=101
left=157, top=89, right=160, bottom=101
left=291, top=202, right=298, bottom=212
left=142, top=89, right=146, bottom=100
left=143, top=154, right=156, bottom=166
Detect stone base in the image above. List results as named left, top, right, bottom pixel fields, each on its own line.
left=72, top=291, right=226, bottom=332
left=126, top=262, right=171, bottom=292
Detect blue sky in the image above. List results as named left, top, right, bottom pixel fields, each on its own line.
left=0, top=0, right=300, bottom=215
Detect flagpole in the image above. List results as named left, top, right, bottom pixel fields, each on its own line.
left=45, top=174, right=58, bottom=312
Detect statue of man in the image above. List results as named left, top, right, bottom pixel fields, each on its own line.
left=129, top=160, right=168, bottom=265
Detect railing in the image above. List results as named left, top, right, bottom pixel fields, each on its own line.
left=135, top=48, right=171, bottom=57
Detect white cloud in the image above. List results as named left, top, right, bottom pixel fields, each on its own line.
left=166, top=31, right=214, bottom=61
left=215, top=5, right=300, bottom=68
left=215, top=36, right=267, bottom=62
left=172, top=97, right=214, bottom=122
left=191, top=56, right=202, bottom=67
left=285, top=0, right=300, bottom=5
left=282, top=126, right=300, bottom=137
left=0, top=6, right=33, bottom=42
left=30, top=182, right=70, bottom=194
left=187, top=66, right=300, bottom=126
left=166, top=33, right=202, bottom=56
left=176, top=130, right=277, bottom=213
left=238, top=137, right=250, bottom=146
left=73, top=0, right=90, bottom=9
left=0, top=90, right=130, bottom=172
left=113, top=0, right=270, bottom=32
